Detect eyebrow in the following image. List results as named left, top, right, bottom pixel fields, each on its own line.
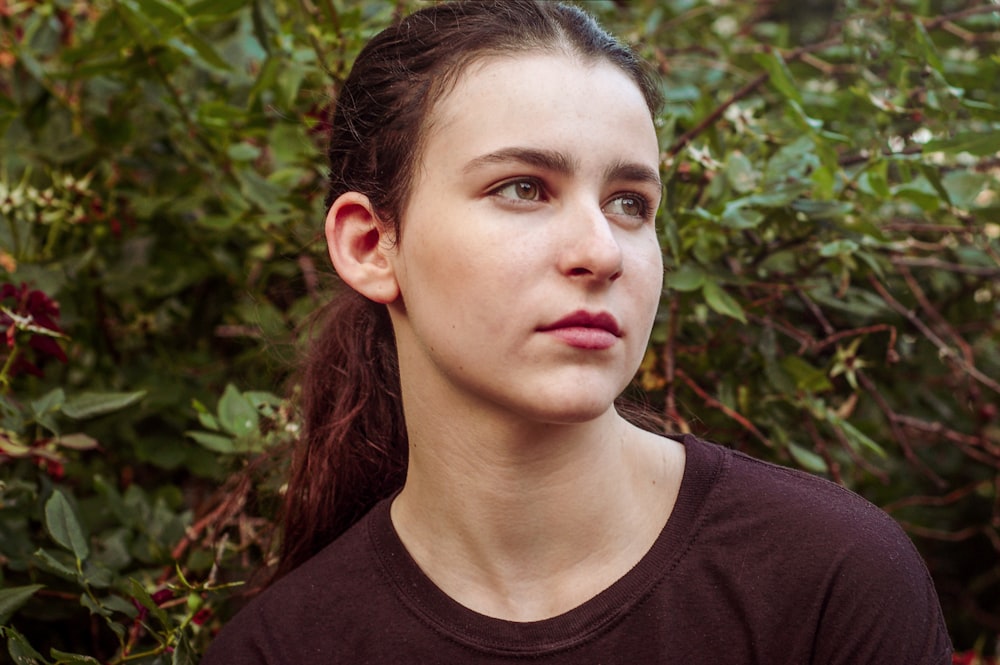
left=603, top=160, right=663, bottom=191
left=462, top=147, right=662, bottom=190
left=463, top=147, right=577, bottom=175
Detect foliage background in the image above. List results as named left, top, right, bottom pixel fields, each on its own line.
left=1, top=0, right=998, bottom=661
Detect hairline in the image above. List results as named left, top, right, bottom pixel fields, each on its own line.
left=390, top=42, right=658, bottom=241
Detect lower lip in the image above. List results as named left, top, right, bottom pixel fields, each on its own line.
left=543, top=327, right=619, bottom=350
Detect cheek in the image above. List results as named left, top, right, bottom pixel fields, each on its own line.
left=629, top=236, right=665, bottom=299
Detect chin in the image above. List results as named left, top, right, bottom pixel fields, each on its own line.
left=520, top=395, right=620, bottom=426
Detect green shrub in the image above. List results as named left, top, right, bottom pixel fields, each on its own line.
left=1, top=0, right=997, bottom=660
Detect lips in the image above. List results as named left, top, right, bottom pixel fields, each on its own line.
left=537, top=310, right=622, bottom=350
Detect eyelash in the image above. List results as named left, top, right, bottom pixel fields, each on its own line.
left=488, top=178, right=653, bottom=221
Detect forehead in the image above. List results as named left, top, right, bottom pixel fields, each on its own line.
left=420, top=52, right=659, bottom=172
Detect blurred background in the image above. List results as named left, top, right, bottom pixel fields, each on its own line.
left=1, top=0, right=998, bottom=661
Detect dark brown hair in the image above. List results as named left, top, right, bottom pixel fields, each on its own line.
left=277, top=0, right=664, bottom=580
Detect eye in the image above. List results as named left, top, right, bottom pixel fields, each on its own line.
left=491, top=179, right=544, bottom=202
left=603, top=194, right=649, bottom=220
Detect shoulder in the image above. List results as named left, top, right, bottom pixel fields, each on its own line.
left=676, top=433, right=909, bottom=549
left=202, top=502, right=387, bottom=665
left=669, top=434, right=952, bottom=663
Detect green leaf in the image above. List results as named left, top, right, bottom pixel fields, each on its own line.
left=0, top=585, right=44, bottom=625
left=702, top=281, right=746, bottom=323
left=217, top=384, right=259, bottom=437
left=52, top=434, right=99, bottom=450
left=128, top=580, right=170, bottom=629
left=33, top=549, right=79, bottom=581
left=61, top=391, right=146, bottom=420
left=787, top=442, right=828, bottom=474
left=134, top=0, right=188, bottom=32
left=189, top=0, right=247, bottom=17
left=30, top=388, right=65, bottom=419
left=818, top=239, right=859, bottom=258
left=719, top=203, right=765, bottom=229
left=911, top=17, right=943, bottom=70
left=666, top=263, right=705, bottom=291
left=942, top=171, right=990, bottom=210
left=780, top=356, right=833, bottom=393
left=724, top=151, right=758, bottom=193
left=837, top=418, right=887, bottom=458
left=79, top=594, right=111, bottom=618
left=754, top=50, right=802, bottom=103
left=924, top=130, right=1000, bottom=157
left=171, top=634, right=197, bottom=665
left=197, top=410, right=221, bottom=431
left=791, top=199, right=853, bottom=220
left=49, top=649, right=99, bottom=665
left=186, top=430, right=236, bottom=454
left=4, top=626, right=50, bottom=665
left=0, top=433, right=32, bottom=458
left=44, top=491, right=90, bottom=560
left=244, top=391, right=284, bottom=409
left=100, top=594, right=140, bottom=619
left=227, top=141, right=262, bottom=162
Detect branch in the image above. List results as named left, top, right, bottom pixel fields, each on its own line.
left=922, top=5, right=1000, bottom=30
left=675, top=368, right=773, bottom=447
left=666, top=71, right=769, bottom=158
left=882, top=480, right=990, bottom=514
left=889, top=256, right=1000, bottom=278
left=857, top=370, right=946, bottom=486
left=662, top=298, right=690, bottom=431
left=868, top=275, right=1000, bottom=396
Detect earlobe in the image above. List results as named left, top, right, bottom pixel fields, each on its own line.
left=325, top=192, right=400, bottom=304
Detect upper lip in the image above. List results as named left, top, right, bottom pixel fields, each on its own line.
left=538, top=310, right=622, bottom=336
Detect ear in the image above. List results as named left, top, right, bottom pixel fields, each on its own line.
left=325, top=192, right=400, bottom=304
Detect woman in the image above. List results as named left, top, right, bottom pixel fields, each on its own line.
left=203, top=1, right=952, bottom=662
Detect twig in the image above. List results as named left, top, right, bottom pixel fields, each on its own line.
left=893, top=413, right=997, bottom=452
left=828, top=418, right=891, bottom=483
left=675, top=368, right=773, bottom=447
left=896, top=522, right=991, bottom=543
left=810, top=324, right=898, bottom=363
left=869, top=275, right=1000, bottom=396
left=882, top=480, right=990, bottom=514
left=857, top=370, right=946, bottom=486
left=795, top=288, right=835, bottom=336
left=889, top=256, right=1000, bottom=278
left=881, top=221, right=976, bottom=234
left=896, top=262, right=977, bottom=370
left=662, top=298, right=689, bottom=431
left=923, top=5, right=1000, bottom=30
left=803, top=415, right=842, bottom=484
left=666, top=71, right=770, bottom=158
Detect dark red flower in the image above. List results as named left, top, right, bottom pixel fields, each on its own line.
left=43, top=458, right=65, bottom=479
left=0, top=282, right=67, bottom=378
left=192, top=607, right=212, bottom=626
left=150, top=589, right=174, bottom=605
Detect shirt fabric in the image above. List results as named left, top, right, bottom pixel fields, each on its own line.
left=202, top=434, right=953, bottom=664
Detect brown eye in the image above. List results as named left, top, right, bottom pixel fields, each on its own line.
left=604, top=194, right=648, bottom=219
left=494, top=179, right=542, bottom=201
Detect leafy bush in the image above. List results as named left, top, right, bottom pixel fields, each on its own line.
left=1, top=0, right=998, bottom=661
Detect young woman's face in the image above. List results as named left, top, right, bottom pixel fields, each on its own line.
left=386, top=52, right=663, bottom=426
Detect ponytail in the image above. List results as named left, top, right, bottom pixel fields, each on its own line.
left=276, top=289, right=407, bottom=580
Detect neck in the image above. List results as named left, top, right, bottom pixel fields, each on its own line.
left=391, top=404, right=684, bottom=621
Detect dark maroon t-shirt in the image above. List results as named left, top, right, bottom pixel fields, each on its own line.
left=202, top=435, right=952, bottom=664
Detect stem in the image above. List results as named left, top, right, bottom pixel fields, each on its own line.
left=0, top=345, right=20, bottom=394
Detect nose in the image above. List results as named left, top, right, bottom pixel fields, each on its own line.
left=558, top=201, right=624, bottom=283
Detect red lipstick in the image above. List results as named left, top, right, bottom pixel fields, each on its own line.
left=538, top=310, right=621, bottom=350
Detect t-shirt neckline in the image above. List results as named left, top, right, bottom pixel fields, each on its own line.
left=367, top=434, right=723, bottom=655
